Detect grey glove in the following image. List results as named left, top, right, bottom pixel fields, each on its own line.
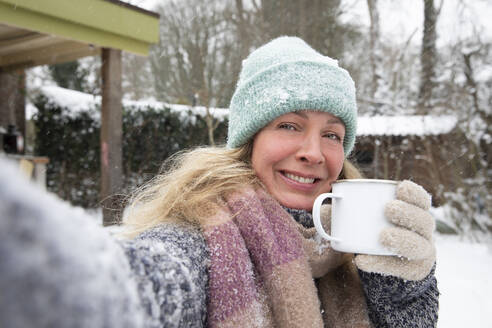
left=355, top=180, right=436, bottom=281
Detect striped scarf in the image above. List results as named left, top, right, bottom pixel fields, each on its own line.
left=201, top=187, right=371, bottom=328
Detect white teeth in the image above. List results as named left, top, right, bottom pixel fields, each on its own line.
left=285, top=173, right=315, bottom=184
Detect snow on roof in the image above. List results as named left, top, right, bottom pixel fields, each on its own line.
left=357, top=115, right=458, bottom=136
left=34, top=86, right=458, bottom=136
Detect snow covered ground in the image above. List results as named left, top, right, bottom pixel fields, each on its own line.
left=434, top=234, right=492, bottom=328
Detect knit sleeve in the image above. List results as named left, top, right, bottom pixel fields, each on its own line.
left=0, top=161, right=209, bottom=328
left=358, top=264, right=439, bottom=328
left=120, top=223, right=209, bottom=328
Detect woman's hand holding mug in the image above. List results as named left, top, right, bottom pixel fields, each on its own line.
left=313, top=179, right=436, bottom=281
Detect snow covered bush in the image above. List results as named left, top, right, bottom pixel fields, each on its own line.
left=442, top=176, right=492, bottom=238
left=32, top=88, right=228, bottom=208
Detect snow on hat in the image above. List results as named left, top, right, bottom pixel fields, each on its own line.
left=227, top=36, right=358, bottom=156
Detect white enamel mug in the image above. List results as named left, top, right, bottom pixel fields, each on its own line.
left=312, top=179, right=398, bottom=256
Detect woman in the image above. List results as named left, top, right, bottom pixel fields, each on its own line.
left=0, top=36, right=438, bottom=328
left=122, top=36, right=439, bottom=327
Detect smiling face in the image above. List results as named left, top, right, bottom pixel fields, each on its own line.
left=251, top=111, right=345, bottom=210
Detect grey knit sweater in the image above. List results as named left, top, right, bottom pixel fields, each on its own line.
left=0, top=163, right=438, bottom=328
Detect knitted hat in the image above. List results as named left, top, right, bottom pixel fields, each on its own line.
left=227, top=36, right=358, bottom=156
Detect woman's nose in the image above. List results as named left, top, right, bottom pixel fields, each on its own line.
left=295, top=135, right=324, bottom=164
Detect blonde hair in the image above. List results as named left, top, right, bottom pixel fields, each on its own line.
left=122, top=142, right=362, bottom=238
left=122, top=142, right=258, bottom=237
left=340, top=160, right=364, bottom=179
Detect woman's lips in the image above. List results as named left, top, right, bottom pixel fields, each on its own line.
left=284, top=172, right=315, bottom=184
left=278, top=170, right=321, bottom=191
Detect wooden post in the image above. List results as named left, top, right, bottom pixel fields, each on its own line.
left=101, top=48, right=123, bottom=226
left=0, top=69, right=25, bottom=142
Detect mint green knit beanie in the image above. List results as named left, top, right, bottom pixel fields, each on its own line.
left=227, top=36, right=358, bottom=156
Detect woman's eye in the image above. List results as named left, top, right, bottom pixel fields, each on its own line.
left=324, top=132, right=343, bottom=142
left=278, top=123, right=297, bottom=131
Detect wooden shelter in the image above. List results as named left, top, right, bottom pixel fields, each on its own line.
left=351, top=115, right=464, bottom=206
left=0, top=0, right=159, bottom=225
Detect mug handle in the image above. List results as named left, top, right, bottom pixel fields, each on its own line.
left=312, top=193, right=342, bottom=242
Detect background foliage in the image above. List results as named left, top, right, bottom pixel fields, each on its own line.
left=33, top=94, right=227, bottom=208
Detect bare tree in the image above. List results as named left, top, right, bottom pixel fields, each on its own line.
left=122, top=53, right=154, bottom=100
left=420, top=0, right=492, bottom=235
left=151, top=0, right=239, bottom=144
left=417, top=0, right=443, bottom=113
left=366, top=0, right=393, bottom=115
left=367, top=0, right=381, bottom=99
left=150, top=0, right=364, bottom=145
left=259, top=0, right=358, bottom=60
left=232, top=0, right=253, bottom=59
left=460, top=41, right=491, bottom=178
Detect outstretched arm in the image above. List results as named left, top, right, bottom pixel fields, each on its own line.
left=0, top=160, right=208, bottom=328
left=0, top=161, right=145, bottom=327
